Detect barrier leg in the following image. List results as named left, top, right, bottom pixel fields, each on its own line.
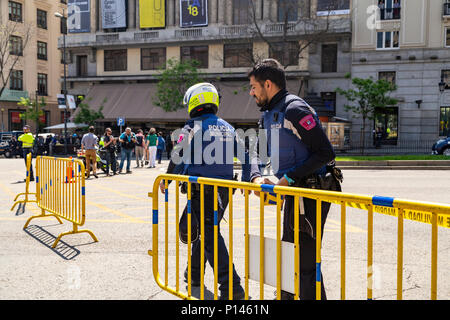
left=52, top=223, right=98, bottom=248
left=23, top=208, right=63, bottom=229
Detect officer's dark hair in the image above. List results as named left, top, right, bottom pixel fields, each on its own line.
left=248, top=58, right=286, bottom=90
left=89, top=126, right=95, bottom=133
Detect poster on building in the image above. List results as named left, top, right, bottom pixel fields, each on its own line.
left=139, top=0, right=165, bottom=28
left=101, top=0, right=127, bottom=29
left=180, top=0, right=208, bottom=27
left=68, top=0, right=91, bottom=33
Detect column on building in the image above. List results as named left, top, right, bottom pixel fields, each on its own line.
left=128, top=0, right=136, bottom=29
left=218, top=0, right=226, bottom=24
left=263, top=0, right=270, bottom=21
left=210, top=0, right=218, bottom=24
left=225, top=0, right=233, bottom=25
left=254, top=0, right=263, bottom=21
left=175, top=0, right=180, bottom=27
left=95, top=0, right=100, bottom=31
left=167, top=0, right=174, bottom=26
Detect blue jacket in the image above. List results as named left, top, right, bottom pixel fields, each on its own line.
left=157, top=136, right=165, bottom=150
left=260, top=90, right=335, bottom=181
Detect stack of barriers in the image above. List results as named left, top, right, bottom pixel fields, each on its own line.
left=19, top=156, right=98, bottom=248
left=148, top=174, right=450, bottom=300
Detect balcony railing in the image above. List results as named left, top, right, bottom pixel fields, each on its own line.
left=379, top=7, right=401, bottom=20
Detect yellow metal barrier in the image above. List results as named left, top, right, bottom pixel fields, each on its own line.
left=23, top=156, right=98, bottom=248
left=11, top=153, right=37, bottom=211
left=148, top=174, right=450, bottom=300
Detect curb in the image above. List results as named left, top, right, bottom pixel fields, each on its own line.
left=233, top=160, right=450, bottom=171
left=336, top=160, right=450, bottom=170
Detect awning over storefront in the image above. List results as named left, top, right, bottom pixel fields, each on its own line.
left=82, top=80, right=304, bottom=125
left=82, top=82, right=262, bottom=124
left=80, top=80, right=297, bottom=125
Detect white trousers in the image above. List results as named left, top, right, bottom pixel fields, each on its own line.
left=148, top=146, right=157, bottom=167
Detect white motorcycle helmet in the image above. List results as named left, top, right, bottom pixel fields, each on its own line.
left=183, top=83, right=220, bottom=118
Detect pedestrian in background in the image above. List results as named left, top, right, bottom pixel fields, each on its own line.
left=135, top=129, right=145, bottom=168
left=102, top=128, right=117, bottom=176
left=165, top=131, right=174, bottom=160
left=81, top=126, right=99, bottom=179
left=119, top=127, right=136, bottom=174
left=18, top=125, right=35, bottom=182
left=156, top=132, right=165, bottom=164
left=146, top=128, right=158, bottom=168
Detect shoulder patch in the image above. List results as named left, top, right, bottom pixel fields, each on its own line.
left=299, top=114, right=316, bottom=131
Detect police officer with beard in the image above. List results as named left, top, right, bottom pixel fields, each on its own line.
left=160, top=83, right=260, bottom=300
left=248, top=59, right=339, bottom=300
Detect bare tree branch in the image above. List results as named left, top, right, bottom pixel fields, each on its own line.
left=0, top=21, right=33, bottom=97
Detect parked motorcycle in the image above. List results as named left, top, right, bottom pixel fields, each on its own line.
left=77, top=147, right=119, bottom=175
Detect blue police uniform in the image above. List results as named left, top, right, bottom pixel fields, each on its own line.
left=166, top=111, right=258, bottom=298
left=258, top=89, right=336, bottom=300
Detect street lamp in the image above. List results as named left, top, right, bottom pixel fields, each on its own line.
left=1, top=108, right=4, bottom=132
left=439, top=76, right=446, bottom=93
left=55, top=9, right=68, bottom=155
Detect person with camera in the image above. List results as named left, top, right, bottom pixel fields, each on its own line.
left=118, top=127, right=136, bottom=174
left=102, top=128, right=117, bottom=176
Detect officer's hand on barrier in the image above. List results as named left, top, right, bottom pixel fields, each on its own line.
left=251, top=177, right=265, bottom=197
left=159, top=181, right=165, bottom=194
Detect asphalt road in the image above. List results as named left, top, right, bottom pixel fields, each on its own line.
left=0, top=158, right=448, bottom=300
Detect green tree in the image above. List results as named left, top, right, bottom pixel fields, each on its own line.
left=153, top=58, right=204, bottom=112
left=336, top=74, right=398, bottom=154
left=18, top=96, right=47, bottom=135
left=73, top=96, right=106, bottom=126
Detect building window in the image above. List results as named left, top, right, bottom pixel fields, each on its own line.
left=442, top=70, right=450, bottom=90
left=269, top=41, right=300, bottom=67
left=321, top=43, right=337, bottom=72
left=440, top=107, right=450, bottom=136
left=37, top=41, right=47, bottom=60
left=77, top=55, right=88, bottom=77
left=104, top=49, right=127, bottom=71
left=233, top=0, right=250, bottom=25
left=9, top=110, right=25, bottom=131
left=374, top=107, right=398, bottom=144
left=141, top=48, right=166, bottom=70
left=37, top=9, right=47, bottom=29
left=377, top=31, right=400, bottom=49
left=278, top=0, right=298, bottom=22
left=9, top=36, right=23, bottom=56
left=61, top=111, right=71, bottom=123
left=445, top=0, right=450, bottom=16
left=181, top=46, right=209, bottom=68
left=445, top=28, right=450, bottom=47
left=378, top=0, right=401, bottom=21
left=321, top=92, right=336, bottom=115
left=379, top=71, right=396, bottom=85
left=224, top=44, right=253, bottom=68
left=316, top=0, right=350, bottom=16
left=8, top=1, right=22, bottom=22
left=37, top=73, right=48, bottom=96
left=10, top=70, right=23, bottom=91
